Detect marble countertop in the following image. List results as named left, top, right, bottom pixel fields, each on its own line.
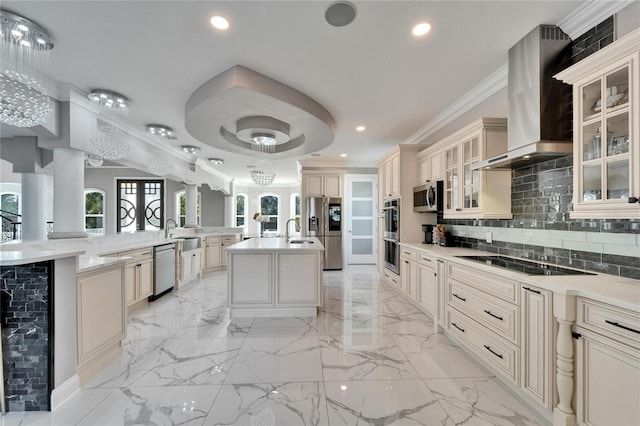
left=78, top=255, right=129, bottom=274
left=0, top=248, right=86, bottom=266
left=400, top=242, right=640, bottom=312
left=227, top=237, right=324, bottom=251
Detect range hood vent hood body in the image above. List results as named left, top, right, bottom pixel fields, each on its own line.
left=473, top=26, right=572, bottom=170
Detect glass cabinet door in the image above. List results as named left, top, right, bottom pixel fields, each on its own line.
left=579, top=64, right=631, bottom=204
left=445, top=146, right=458, bottom=211
left=462, top=137, right=479, bottom=209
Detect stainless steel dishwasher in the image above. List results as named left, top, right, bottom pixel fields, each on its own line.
left=151, top=243, right=176, bottom=300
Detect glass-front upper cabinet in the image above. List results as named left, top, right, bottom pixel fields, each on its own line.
left=440, top=118, right=511, bottom=219
left=555, top=29, right=639, bottom=219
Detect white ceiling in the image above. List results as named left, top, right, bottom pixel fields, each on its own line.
left=1, top=0, right=584, bottom=185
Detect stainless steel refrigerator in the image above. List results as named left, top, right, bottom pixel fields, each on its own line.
left=306, top=197, right=343, bottom=270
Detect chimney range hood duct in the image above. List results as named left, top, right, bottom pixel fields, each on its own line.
left=473, top=25, right=572, bottom=170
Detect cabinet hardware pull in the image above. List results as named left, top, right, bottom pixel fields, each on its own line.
left=451, top=322, right=465, bottom=332
left=404, top=251, right=411, bottom=255
left=433, top=273, right=437, bottom=277
left=605, top=320, right=640, bottom=334
left=484, top=345, right=503, bottom=359
left=136, top=263, right=141, bottom=267
left=453, top=293, right=466, bottom=302
left=455, top=208, right=462, bottom=212
left=484, top=310, right=503, bottom=321
left=404, top=260, right=409, bottom=264
left=523, top=286, right=541, bottom=294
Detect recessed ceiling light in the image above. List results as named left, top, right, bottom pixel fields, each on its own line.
left=340, top=385, right=348, bottom=391
left=210, top=16, right=229, bottom=30
left=208, top=158, right=224, bottom=165
left=340, top=153, right=347, bottom=157
left=181, top=145, right=200, bottom=154
left=325, top=1, right=357, bottom=27
left=412, top=22, right=431, bottom=37
left=356, top=126, right=365, bottom=132
left=146, top=124, right=176, bottom=139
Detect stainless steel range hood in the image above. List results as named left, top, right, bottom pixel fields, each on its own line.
left=473, top=26, right=572, bottom=170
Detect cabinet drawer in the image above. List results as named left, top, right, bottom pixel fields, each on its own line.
left=222, top=235, right=237, bottom=243
left=448, top=279, right=519, bottom=345
left=206, top=235, right=221, bottom=244
left=448, top=262, right=518, bottom=304
left=417, top=253, right=436, bottom=270
left=447, top=307, right=519, bottom=384
left=399, top=247, right=418, bottom=261
left=577, top=298, right=640, bottom=348
left=383, top=269, right=400, bottom=287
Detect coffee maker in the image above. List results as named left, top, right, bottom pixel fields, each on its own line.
left=422, top=224, right=434, bottom=244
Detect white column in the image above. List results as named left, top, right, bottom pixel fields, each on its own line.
left=184, top=184, right=198, bottom=228
left=48, top=148, right=88, bottom=239
left=20, top=173, right=48, bottom=241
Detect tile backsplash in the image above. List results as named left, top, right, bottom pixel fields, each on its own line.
left=439, top=155, right=640, bottom=280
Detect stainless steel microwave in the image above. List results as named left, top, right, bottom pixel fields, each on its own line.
left=413, top=181, right=443, bottom=213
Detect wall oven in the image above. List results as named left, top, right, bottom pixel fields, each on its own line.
left=382, top=198, right=400, bottom=274
left=383, top=238, right=400, bottom=274
left=382, top=198, right=399, bottom=240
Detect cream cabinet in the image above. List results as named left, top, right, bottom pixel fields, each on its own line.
left=381, top=154, right=400, bottom=199
left=399, top=247, right=418, bottom=301
left=575, top=298, right=640, bottom=426
left=205, top=236, right=222, bottom=269
left=446, top=262, right=521, bottom=385
left=555, top=29, right=640, bottom=219
left=520, top=285, right=554, bottom=411
left=119, top=248, right=153, bottom=308
left=181, top=248, right=202, bottom=284
left=76, top=264, right=126, bottom=372
left=221, top=235, right=240, bottom=266
left=440, top=118, right=511, bottom=219
left=417, top=252, right=437, bottom=318
left=304, top=174, right=342, bottom=197
left=417, top=147, right=443, bottom=185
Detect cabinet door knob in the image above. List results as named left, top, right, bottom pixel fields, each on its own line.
left=629, top=196, right=639, bottom=204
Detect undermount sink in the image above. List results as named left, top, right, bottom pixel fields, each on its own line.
left=288, top=239, right=314, bottom=244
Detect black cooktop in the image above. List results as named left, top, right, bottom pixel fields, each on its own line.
left=455, top=255, right=595, bottom=276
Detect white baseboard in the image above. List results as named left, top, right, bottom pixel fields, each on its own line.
left=231, top=307, right=317, bottom=318
left=50, top=374, right=80, bottom=410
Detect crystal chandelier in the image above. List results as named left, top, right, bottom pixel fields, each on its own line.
left=0, top=10, right=54, bottom=127
left=146, top=124, right=176, bottom=139
left=88, top=89, right=130, bottom=160
left=85, top=154, right=104, bottom=167
left=147, top=157, right=173, bottom=176
left=251, top=160, right=276, bottom=186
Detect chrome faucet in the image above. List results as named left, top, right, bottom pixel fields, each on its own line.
left=165, top=218, right=177, bottom=238
left=285, top=218, right=299, bottom=241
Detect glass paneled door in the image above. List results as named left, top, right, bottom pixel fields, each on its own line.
left=117, top=179, right=164, bottom=232
left=345, top=175, right=377, bottom=264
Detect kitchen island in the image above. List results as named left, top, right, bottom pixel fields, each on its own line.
left=227, top=237, right=324, bottom=317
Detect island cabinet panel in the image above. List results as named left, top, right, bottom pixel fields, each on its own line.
left=77, top=266, right=125, bottom=365
left=276, top=253, right=320, bottom=305
left=229, top=253, right=273, bottom=305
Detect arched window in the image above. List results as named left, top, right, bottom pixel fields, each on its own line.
left=235, top=193, right=248, bottom=233
left=290, top=193, right=301, bottom=233
left=0, top=192, right=20, bottom=216
left=84, top=189, right=105, bottom=235
left=175, top=190, right=201, bottom=227
left=259, top=194, right=279, bottom=234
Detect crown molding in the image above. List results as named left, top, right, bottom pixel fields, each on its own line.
left=403, top=64, right=508, bottom=145
left=557, top=0, right=634, bottom=39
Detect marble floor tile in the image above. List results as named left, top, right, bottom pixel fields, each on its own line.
left=77, top=385, right=220, bottom=426
left=424, top=377, right=544, bottom=425
left=320, top=333, right=420, bottom=381
left=83, top=337, right=166, bottom=389
left=225, top=336, right=323, bottom=384
left=203, top=382, right=329, bottom=426
left=392, top=332, right=493, bottom=379
left=324, top=379, right=453, bottom=425
left=126, top=337, right=244, bottom=387
left=4, top=266, right=549, bottom=425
